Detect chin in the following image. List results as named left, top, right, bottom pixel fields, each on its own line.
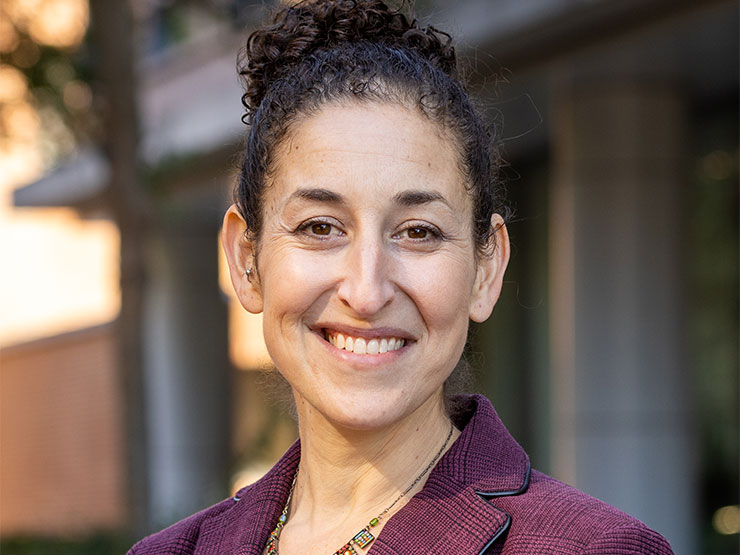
left=329, top=407, right=404, bottom=431
left=304, top=385, right=444, bottom=432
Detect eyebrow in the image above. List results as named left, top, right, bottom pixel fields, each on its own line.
left=393, top=190, right=450, bottom=208
left=288, top=188, right=345, bottom=204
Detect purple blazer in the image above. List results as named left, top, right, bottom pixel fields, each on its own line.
left=129, top=395, right=674, bottom=554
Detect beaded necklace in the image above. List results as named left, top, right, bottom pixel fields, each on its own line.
left=265, top=422, right=454, bottom=555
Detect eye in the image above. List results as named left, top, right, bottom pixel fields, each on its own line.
left=406, top=226, right=428, bottom=239
left=295, top=217, right=345, bottom=240
left=392, top=222, right=444, bottom=245
left=311, top=222, right=332, bottom=235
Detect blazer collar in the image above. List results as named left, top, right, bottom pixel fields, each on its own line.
left=198, top=394, right=529, bottom=555
left=436, top=394, right=530, bottom=495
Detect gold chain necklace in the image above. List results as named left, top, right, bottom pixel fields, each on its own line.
left=265, top=422, right=454, bottom=555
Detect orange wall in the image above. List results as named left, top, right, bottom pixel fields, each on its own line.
left=0, top=324, right=125, bottom=537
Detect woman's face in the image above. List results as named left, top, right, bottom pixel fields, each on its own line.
left=224, top=102, right=508, bottom=430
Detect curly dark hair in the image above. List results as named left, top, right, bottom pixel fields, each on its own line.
left=234, top=0, right=509, bottom=256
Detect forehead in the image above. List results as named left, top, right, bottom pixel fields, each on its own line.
left=266, top=102, right=469, bottom=207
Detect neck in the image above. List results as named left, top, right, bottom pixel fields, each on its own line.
left=290, top=392, right=458, bottom=530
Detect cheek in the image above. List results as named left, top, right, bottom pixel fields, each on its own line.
left=400, top=253, right=476, bottom=335
left=259, top=247, right=335, bottom=327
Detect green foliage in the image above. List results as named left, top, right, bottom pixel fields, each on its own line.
left=0, top=6, right=95, bottom=163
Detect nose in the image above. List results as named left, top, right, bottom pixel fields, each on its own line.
left=336, top=235, right=395, bottom=318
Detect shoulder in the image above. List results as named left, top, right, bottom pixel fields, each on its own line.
left=127, top=441, right=300, bottom=555
left=127, top=496, right=236, bottom=555
left=494, top=470, right=674, bottom=554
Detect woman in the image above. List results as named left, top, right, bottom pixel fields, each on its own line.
left=130, top=1, right=674, bottom=553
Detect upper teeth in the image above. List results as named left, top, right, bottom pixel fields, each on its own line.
left=327, top=332, right=405, bottom=354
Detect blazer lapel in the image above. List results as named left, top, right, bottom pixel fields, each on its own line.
left=195, top=442, right=301, bottom=555
left=367, top=474, right=512, bottom=555
left=369, top=395, right=531, bottom=555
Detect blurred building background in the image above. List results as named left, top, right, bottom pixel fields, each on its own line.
left=0, top=0, right=737, bottom=553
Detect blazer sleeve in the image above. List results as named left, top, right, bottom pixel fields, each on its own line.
left=582, top=524, right=674, bottom=555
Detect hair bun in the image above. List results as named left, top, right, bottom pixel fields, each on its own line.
left=239, top=0, right=456, bottom=115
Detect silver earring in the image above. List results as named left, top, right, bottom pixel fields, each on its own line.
left=245, top=267, right=253, bottom=281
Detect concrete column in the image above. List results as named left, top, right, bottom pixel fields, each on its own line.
left=549, top=76, right=696, bottom=553
left=143, top=214, right=230, bottom=528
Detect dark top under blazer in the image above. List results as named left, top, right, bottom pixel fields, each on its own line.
left=128, top=395, right=674, bottom=554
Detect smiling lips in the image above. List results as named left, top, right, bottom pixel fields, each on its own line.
left=324, top=331, right=406, bottom=355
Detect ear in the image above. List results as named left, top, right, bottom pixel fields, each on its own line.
left=221, top=204, right=263, bottom=314
left=469, top=214, right=510, bottom=323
